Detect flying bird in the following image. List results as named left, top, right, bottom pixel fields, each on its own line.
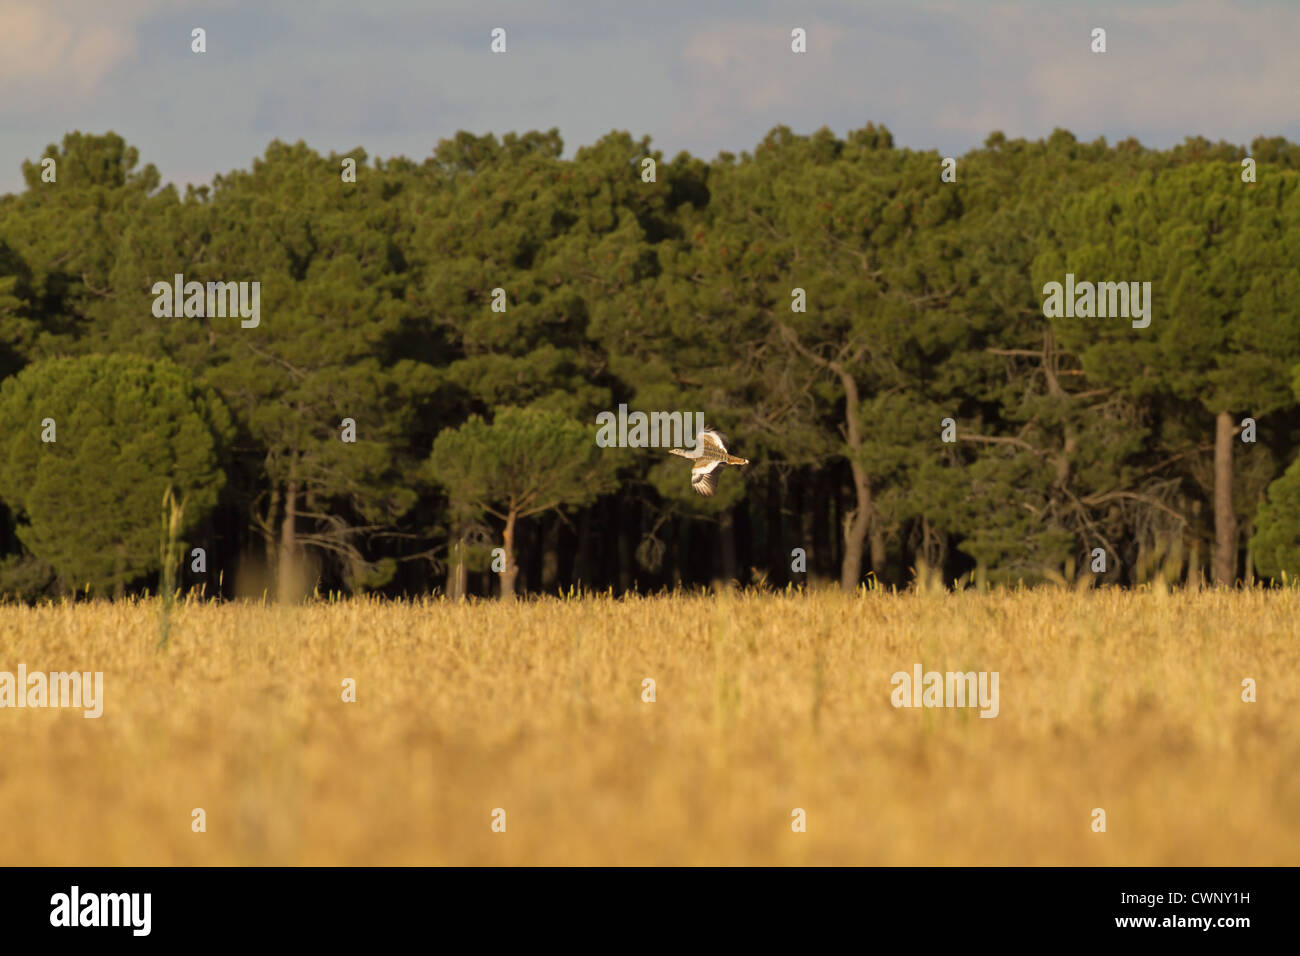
left=669, top=427, right=749, bottom=496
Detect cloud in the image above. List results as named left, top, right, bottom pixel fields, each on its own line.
left=878, top=0, right=1300, bottom=146
left=0, top=1, right=147, bottom=95
left=1, top=0, right=1296, bottom=197
left=1010, top=0, right=1300, bottom=138
left=679, top=20, right=844, bottom=114
left=661, top=0, right=1298, bottom=157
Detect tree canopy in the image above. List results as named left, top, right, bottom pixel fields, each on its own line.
left=0, top=353, right=232, bottom=596
left=2, top=127, right=1299, bottom=599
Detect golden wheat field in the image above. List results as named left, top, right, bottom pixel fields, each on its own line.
left=1, top=586, right=1298, bottom=866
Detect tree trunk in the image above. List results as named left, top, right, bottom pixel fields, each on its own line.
left=799, top=468, right=815, bottom=575
left=500, top=508, right=519, bottom=600
left=668, top=517, right=682, bottom=590
left=1187, top=501, right=1204, bottom=590
left=716, top=507, right=738, bottom=588
left=1213, top=410, right=1237, bottom=586
left=1243, top=523, right=1255, bottom=587
left=1244, top=491, right=1263, bottom=587
left=768, top=468, right=785, bottom=583
left=574, top=507, right=592, bottom=592
left=675, top=519, right=687, bottom=588
left=262, top=486, right=280, bottom=578
left=540, top=516, right=559, bottom=592
left=617, top=497, right=635, bottom=594
left=869, top=512, right=887, bottom=582
left=832, top=477, right=845, bottom=573
left=516, top=517, right=533, bottom=595
left=277, top=473, right=298, bottom=603
left=446, top=535, right=467, bottom=600
left=838, top=371, right=872, bottom=592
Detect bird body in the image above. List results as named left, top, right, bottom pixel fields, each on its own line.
left=669, top=427, right=748, bottom=496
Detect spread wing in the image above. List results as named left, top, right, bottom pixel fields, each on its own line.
left=690, top=459, right=725, bottom=496
left=697, top=428, right=729, bottom=455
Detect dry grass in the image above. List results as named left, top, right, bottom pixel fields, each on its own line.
left=1, top=586, right=1298, bottom=865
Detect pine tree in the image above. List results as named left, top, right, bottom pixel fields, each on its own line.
left=0, top=354, right=232, bottom=596
left=428, top=406, right=615, bottom=598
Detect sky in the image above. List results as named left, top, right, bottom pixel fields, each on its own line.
left=1, top=0, right=1298, bottom=194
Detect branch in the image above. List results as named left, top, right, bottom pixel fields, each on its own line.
left=777, top=322, right=837, bottom=372
left=1133, top=445, right=1215, bottom=480
left=959, top=433, right=1038, bottom=452
left=295, top=533, right=364, bottom=558
left=80, top=272, right=113, bottom=298
left=1080, top=491, right=1188, bottom=525
left=241, top=341, right=312, bottom=381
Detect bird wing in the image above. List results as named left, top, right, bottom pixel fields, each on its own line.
left=690, top=459, right=725, bottom=496
left=697, top=428, right=729, bottom=455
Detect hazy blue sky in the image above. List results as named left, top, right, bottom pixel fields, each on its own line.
left=1, top=0, right=1297, bottom=194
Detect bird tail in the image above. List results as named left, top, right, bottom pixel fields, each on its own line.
left=727, top=455, right=749, bottom=466
left=669, top=448, right=691, bottom=458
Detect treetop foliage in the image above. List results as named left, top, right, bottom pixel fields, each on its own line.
left=1, top=125, right=1298, bottom=599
